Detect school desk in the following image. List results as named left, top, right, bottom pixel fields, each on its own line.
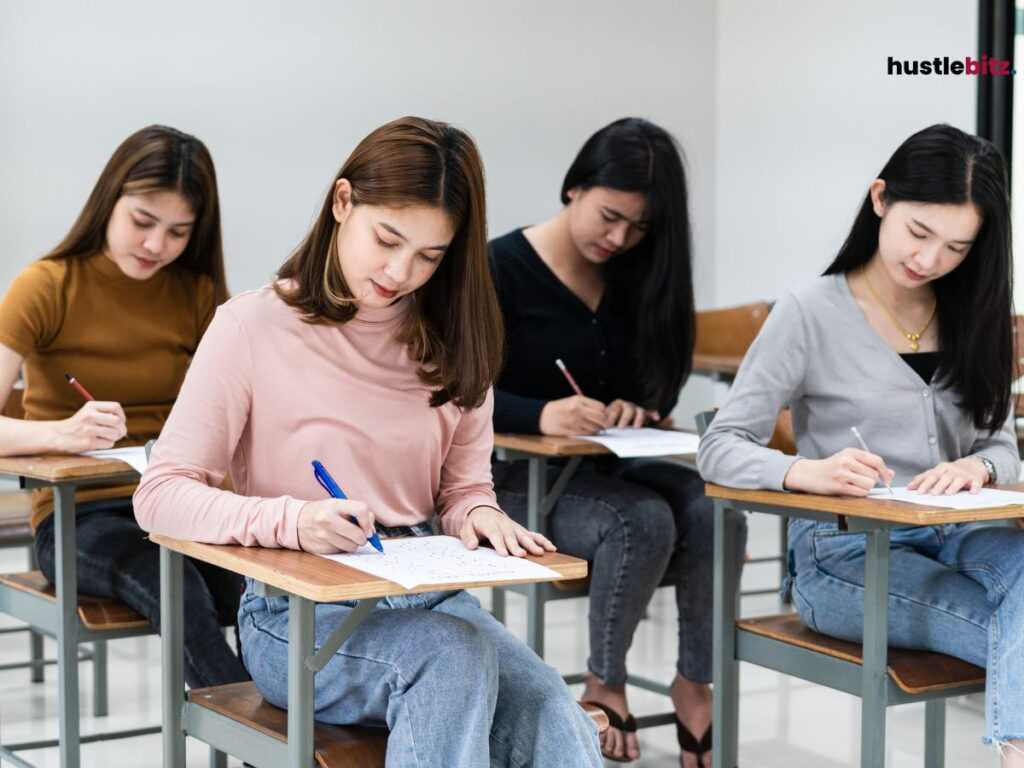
left=705, top=482, right=1024, bottom=768
left=0, top=453, right=155, bottom=768
left=153, top=533, right=588, bottom=768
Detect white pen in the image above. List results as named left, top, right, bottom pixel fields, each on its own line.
left=850, top=426, right=894, bottom=495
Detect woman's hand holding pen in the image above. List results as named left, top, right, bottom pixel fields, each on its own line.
left=53, top=400, right=127, bottom=452
left=539, top=395, right=607, bottom=436
left=908, top=459, right=988, bottom=495
left=783, top=448, right=895, bottom=497
left=604, top=399, right=659, bottom=429
left=461, top=506, right=556, bottom=558
left=297, top=498, right=376, bottom=554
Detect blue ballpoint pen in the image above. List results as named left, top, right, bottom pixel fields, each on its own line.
left=311, top=460, right=385, bottom=553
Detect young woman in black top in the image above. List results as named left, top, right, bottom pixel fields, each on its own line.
left=490, top=117, right=744, bottom=768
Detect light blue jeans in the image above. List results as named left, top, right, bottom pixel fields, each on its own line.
left=787, top=519, right=1024, bottom=744
left=237, top=564, right=601, bottom=767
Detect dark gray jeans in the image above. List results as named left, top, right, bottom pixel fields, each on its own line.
left=35, top=497, right=249, bottom=688
left=493, top=458, right=746, bottom=685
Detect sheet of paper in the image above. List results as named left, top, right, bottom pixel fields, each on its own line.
left=574, top=427, right=701, bottom=458
left=867, top=485, right=1024, bottom=510
left=82, top=446, right=149, bottom=475
left=316, top=535, right=561, bottom=590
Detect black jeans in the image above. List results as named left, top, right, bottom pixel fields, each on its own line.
left=35, top=498, right=249, bottom=688
left=493, top=458, right=747, bottom=685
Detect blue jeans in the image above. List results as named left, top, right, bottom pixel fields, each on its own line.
left=787, top=519, right=1024, bottom=744
left=493, top=458, right=747, bottom=685
left=238, top=525, right=601, bottom=768
left=35, top=498, right=249, bottom=689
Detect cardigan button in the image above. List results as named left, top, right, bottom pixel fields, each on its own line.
left=928, top=436, right=937, bottom=445
left=922, top=389, right=930, bottom=397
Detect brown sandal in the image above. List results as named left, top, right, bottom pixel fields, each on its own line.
left=581, top=700, right=638, bottom=763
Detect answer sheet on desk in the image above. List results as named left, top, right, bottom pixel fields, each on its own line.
left=867, top=486, right=1024, bottom=510
left=575, top=427, right=701, bottom=457
left=83, top=446, right=149, bottom=475
left=316, top=535, right=560, bottom=589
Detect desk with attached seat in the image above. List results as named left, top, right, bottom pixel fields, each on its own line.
left=706, top=483, right=1024, bottom=768
left=154, top=534, right=601, bottom=768
left=0, top=454, right=156, bottom=768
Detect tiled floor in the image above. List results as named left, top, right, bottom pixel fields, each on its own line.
left=0, top=514, right=998, bottom=766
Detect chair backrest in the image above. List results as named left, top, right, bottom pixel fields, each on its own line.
left=694, top=408, right=796, bottom=456
left=694, top=302, right=772, bottom=357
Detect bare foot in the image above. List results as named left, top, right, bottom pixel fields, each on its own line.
left=671, top=674, right=712, bottom=768
left=582, top=673, right=640, bottom=762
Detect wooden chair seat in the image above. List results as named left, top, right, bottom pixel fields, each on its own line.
left=0, top=571, right=148, bottom=631
left=738, top=613, right=985, bottom=695
left=190, top=682, right=608, bottom=768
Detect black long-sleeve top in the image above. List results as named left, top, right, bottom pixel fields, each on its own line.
left=490, top=229, right=679, bottom=434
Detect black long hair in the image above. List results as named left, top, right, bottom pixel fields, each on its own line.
left=562, top=117, right=694, bottom=411
left=824, top=124, right=1013, bottom=432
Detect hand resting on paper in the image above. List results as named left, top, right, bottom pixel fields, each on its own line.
left=783, top=447, right=895, bottom=497
left=460, top=506, right=556, bottom=558
left=603, top=399, right=660, bottom=430
left=539, top=395, right=660, bottom=436
left=297, top=498, right=376, bottom=554
left=908, top=458, right=989, bottom=496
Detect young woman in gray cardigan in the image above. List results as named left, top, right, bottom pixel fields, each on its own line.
left=699, top=124, right=1024, bottom=765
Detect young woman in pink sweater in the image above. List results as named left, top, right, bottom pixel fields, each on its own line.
left=134, top=117, right=602, bottom=767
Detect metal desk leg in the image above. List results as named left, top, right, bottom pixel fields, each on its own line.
left=28, top=545, right=45, bottom=683
left=54, top=483, right=80, bottom=768
left=491, top=587, right=506, bottom=624
left=712, top=499, right=740, bottom=768
left=525, top=457, right=547, bottom=657
left=924, top=699, right=945, bottom=768
left=287, top=596, right=315, bottom=767
left=92, top=641, right=108, bottom=716
left=861, top=528, right=890, bottom=768
left=161, top=546, right=186, bottom=768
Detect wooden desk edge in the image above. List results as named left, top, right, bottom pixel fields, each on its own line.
left=0, top=454, right=139, bottom=483
left=493, top=434, right=609, bottom=457
left=705, top=482, right=1024, bottom=525
left=150, top=534, right=587, bottom=602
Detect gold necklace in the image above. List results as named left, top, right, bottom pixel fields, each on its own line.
left=861, top=266, right=937, bottom=352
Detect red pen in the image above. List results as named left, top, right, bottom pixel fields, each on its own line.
left=554, top=358, right=585, bottom=397
left=64, top=372, right=95, bottom=402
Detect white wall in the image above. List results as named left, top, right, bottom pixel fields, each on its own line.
left=0, top=1, right=985, bottom=427
left=711, top=0, right=977, bottom=307
left=0, top=0, right=717, bottom=304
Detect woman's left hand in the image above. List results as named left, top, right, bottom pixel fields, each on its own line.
left=908, top=458, right=989, bottom=495
left=460, top=506, right=556, bottom=557
left=604, top=399, right=660, bottom=429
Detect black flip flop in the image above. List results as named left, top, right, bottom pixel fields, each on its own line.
left=676, top=718, right=712, bottom=766
left=581, top=700, right=638, bottom=763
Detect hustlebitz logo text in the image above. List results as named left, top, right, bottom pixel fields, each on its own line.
left=888, top=56, right=1014, bottom=76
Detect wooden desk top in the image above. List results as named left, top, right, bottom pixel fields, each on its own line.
left=706, top=482, right=1024, bottom=526
left=0, top=454, right=139, bottom=483
left=493, top=433, right=611, bottom=457
left=692, top=353, right=743, bottom=376
left=151, top=534, right=589, bottom=602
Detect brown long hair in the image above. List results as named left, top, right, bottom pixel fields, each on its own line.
left=276, top=116, right=503, bottom=409
left=45, top=125, right=228, bottom=304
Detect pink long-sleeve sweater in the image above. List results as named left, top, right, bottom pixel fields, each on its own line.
left=133, top=284, right=499, bottom=548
